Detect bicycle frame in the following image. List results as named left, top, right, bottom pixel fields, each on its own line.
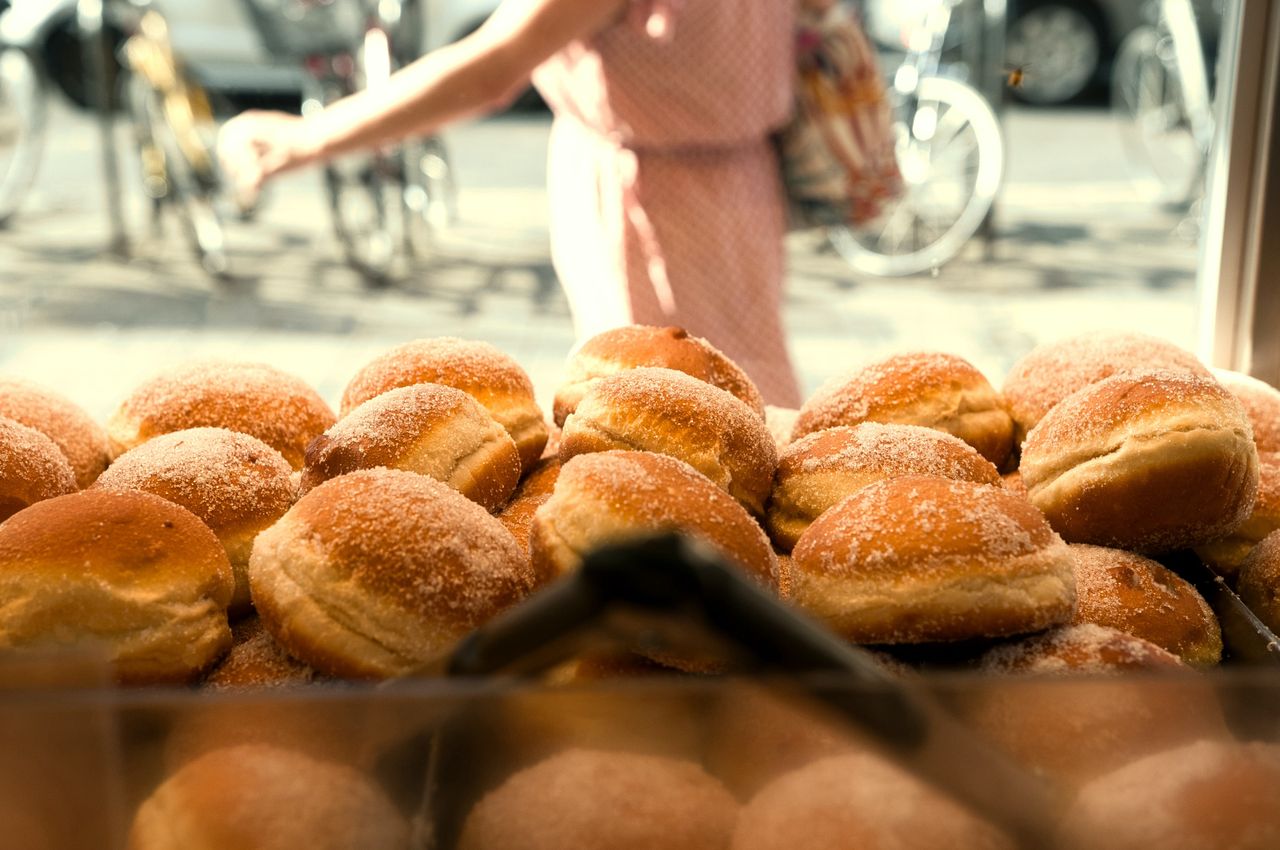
left=1158, top=0, right=1214, bottom=154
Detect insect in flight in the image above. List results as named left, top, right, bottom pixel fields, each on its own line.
left=1004, top=64, right=1030, bottom=89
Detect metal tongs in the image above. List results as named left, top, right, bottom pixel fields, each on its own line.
left=418, top=533, right=1054, bottom=849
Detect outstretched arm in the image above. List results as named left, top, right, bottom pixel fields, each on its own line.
left=220, top=0, right=629, bottom=192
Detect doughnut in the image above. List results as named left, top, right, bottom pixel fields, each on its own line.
left=107, top=361, right=336, bottom=470
left=1021, top=369, right=1259, bottom=552
left=731, top=753, right=1013, bottom=850
left=340, top=337, right=548, bottom=472
left=1069, top=544, right=1222, bottom=666
left=789, top=475, right=1074, bottom=643
left=764, top=405, right=798, bottom=451
left=553, top=325, right=765, bottom=426
left=1214, top=368, right=1280, bottom=452
left=0, top=376, right=109, bottom=487
left=1001, top=469, right=1028, bottom=498
left=204, top=616, right=316, bottom=690
left=1237, top=528, right=1280, bottom=635
left=0, top=490, right=233, bottom=684
left=791, top=352, right=1014, bottom=468
left=0, top=416, right=76, bottom=523
left=559, top=367, right=777, bottom=516
left=1196, top=450, right=1280, bottom=576
left=1002, top=331, right=1210, bottom=445
left=93, top=428, right=294, bottom=614
left=531, top=451, right=785, bottom=597
left=458, top=749, right=738, bottom=850
left=766, top=423, right=1001, bottom=551
left=301, top=383, right=522, bottom=511
left=129, top=745, right=409, bottom=850
left=249, top=467, right=533, bottom=679
left=1059, top=741, right=1280, bottom=850
left=966, top=626, right=1229, bottom=790
left=497, top=457, right=560, bottom=575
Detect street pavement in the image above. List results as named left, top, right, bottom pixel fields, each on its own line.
left=0, top=103, right=1202, bottom=418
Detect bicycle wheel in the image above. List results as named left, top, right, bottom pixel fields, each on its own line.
left=400, top=134, right=457, bottom=259
left=829, top=76, right=1003, bottom=278
left=0, top=48, right=46, bottom=227
left=127, top=70, right=229, bottom=277
left=324, top=152, right=399, bottom=283
left=1112, top=25, right=1203, bottom=207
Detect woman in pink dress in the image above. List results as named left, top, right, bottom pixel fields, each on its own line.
left=221, top=0, right=802, bottom=406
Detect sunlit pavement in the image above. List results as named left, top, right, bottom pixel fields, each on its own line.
left=0, top=105, right=1200, bottom=416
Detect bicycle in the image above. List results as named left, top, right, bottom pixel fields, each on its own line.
left=829, top=0, right=1004, bottom=278
left=241, top=0, right=457, bottom=284
left=0, top=0, right=230, bottom=275
left=1111, top=0, right=1219, bottom=209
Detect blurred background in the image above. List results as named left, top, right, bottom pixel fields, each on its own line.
left=0, top=0, right=1231, bottom=413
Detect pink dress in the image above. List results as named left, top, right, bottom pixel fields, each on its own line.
left=533, top=0, right=802, bottom=407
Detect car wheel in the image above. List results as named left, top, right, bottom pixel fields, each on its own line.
left=1006, top=1, right=1105, bottom=105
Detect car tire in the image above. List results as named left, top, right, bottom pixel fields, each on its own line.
left=1006, top=0, right=1107, bottom=105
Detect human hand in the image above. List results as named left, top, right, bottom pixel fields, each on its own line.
left=217, top=110, right=321, bottom=203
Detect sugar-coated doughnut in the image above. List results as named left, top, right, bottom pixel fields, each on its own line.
left=249, top=468, right=533, bottom=679
left=766, top=423, right=1000, bottom=551
left=0, top=376, right=109, bottom=487
left=1059, top=741, right=1280, bottom=850
left=1196, top=450, right=1280, bottom=576
left=340, top=337, right=548, bottom=472
left=1237, top=529, right=1280, bottom=635
left=497, top=457, right=560, bottom=580
left=978, top=624, right=1185, bottom=674
left=0, top=490, right=232, bottom=684
left=0, top=416, right=76, bottom=523
left=554, top=325, right=765, bottom=426
left=1021, top=369, right=1258, bottom=552
left=1215, top=368, right=1280, bottom=452
left=764, top=405, right=799, bottom=451
left=1003, top=331, right=1210, bottom=445
left=93, top=428, right=294, bottom=613
left=107, top=361, right=336, bottom=470
left=204, top=616, right=316, bottom=690
left=559, top=367, right=777, bottom=515
left=1069, top=544, right=1222, bottom=666
left=531, top=451, right=785, bottom=597
left=790, top=475, right=1074, bottom=643
left=301, top=383, right=521, bottom=511
left=731, top=753, right=1013, bottom=850
left=1001, top=468, right=1028, bottom=498
left=458, top=749, right=738, bottom=850
left=792, top=352, right=1014, bottom=468
left=128, top=744, right=409, bottom=850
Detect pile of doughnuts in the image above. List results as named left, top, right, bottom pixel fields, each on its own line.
left=1, top=326, right=1278, bottom=847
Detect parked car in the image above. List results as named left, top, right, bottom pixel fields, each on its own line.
left=861, top=0, right=1221, bottom=106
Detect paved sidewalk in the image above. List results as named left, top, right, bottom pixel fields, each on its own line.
left=0, top=107, right=1202, bottom=417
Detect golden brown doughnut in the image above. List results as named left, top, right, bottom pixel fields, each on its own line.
left=1021, top=369, right=1259, bottom=552
left=107, top=361, right=336, bottom=470
left=559, top=367, right=777, bottom=515
left=731, top=753, right=1013, bottom=850
left=1059, top=741, right=1280, bottom=850
left=0, top=376, right=109, bottom=487
left=966, top=625, right=1229, bottom=790
left=93, top=427, right=294, bottom=614
left=301, top=383, right=521, bottom=511
left=1069, top=544, right=1222, bottom=666
left=1215, top=368, right=1280, bottom=452
left=203, top=616, right=316, bottom=690
left=764, top=405, right=799, bottom=451
left=554, top=325, right=765, bottom=426
left=1001, top=468, right=1028, bottom=498
left=128, top=744, right=409, bottom=850
left=497, top=457, right=560, bottom=579
left=791, top=351, right=1015, bottom=468
left=0, top=490, right=233, bottom=684
left=789, top=475, right=1074, bottom=643
left=458, top=749, right=738, bottom=850
left=531, top=451, right=785, bottom=597
left=766, top=423, right=1001, bottom=551
left=340, top=337, right=548, bottom=472
left=249, top=467, right=533, bottom=679
left=1237, top=528, right=1280, bottom=635
left=1196, top=450, right=1280, bottom=576
left=0, top=416, right=76, bottom=523
left=1003, top=331, right=1210, bottom=445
